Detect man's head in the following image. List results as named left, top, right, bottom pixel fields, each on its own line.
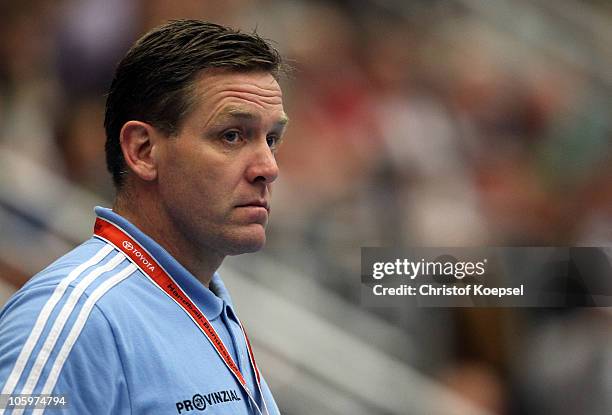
left=104, top=20, right=288, bottom=260
left=104, top=20, right=283, bottom=188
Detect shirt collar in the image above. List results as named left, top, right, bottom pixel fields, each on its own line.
left=94, top=206, right=225, bottom=320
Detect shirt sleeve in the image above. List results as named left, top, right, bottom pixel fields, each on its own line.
left=0, top=285, right=130, bottom=414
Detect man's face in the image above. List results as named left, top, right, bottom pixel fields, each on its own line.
left=155, top=70, right=287, bottom=256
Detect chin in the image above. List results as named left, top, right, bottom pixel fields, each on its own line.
left=223, top=226, right=267, bottom=255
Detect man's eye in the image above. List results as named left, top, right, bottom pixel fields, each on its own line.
left=222, top=131, right=241, bottom=143
left=266, top=135, right=279, bottom=149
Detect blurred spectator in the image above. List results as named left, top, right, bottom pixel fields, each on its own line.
left=54, top=96, right=113, bottom=199
left=0, top=0, right=63, bottom=170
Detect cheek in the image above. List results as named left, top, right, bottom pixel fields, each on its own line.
left=159, top=142, right=247, bottom=206
left=200, top=153, right=248, bottom=190
left=157, top=149, right=207, bottom=207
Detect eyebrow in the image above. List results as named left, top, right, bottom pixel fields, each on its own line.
left=214, top=107, right=289, bottom=127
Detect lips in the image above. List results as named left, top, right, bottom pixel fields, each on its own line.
left=235, top=199, right=270, bottom=225
left=236, top=200, right=269, bottom=211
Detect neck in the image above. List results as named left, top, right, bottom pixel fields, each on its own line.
left=113, top=187, right=223, bottom=287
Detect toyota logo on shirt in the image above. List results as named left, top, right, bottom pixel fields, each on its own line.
left=122, top=241, right=134, bottom=251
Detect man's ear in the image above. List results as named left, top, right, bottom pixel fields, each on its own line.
left=119, top=121, right=160, bottom=182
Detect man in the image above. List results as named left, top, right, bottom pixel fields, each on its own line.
left=0, top=20, right=287, bottom=414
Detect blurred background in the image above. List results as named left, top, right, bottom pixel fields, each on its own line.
left=1, top=0, right=611, bottom=414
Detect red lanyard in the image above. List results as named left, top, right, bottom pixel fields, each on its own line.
left=94, top=217, right=268, bottom=415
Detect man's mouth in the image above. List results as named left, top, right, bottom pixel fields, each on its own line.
left=236, top=199, right=269, bottom=211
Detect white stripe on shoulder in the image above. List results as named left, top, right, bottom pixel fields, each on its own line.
left=31, top=263, right=138, bottom=415
left=0, top=244, right=114, bottom=402
left=16, top=251, right=126, bottom=400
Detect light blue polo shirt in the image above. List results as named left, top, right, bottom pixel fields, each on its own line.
left=0, top=207, right=279, bottom=414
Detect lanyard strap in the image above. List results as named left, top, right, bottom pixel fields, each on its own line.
left=93, top=217, right=267, bottom=415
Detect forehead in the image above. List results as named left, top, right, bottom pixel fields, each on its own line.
left=190, top=70, right=285, bottom=120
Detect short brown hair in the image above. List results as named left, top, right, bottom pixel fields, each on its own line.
left=104, top=20, right=283, bottom=188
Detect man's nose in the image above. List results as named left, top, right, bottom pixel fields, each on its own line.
left=245, top=139, right=279, bottom=184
